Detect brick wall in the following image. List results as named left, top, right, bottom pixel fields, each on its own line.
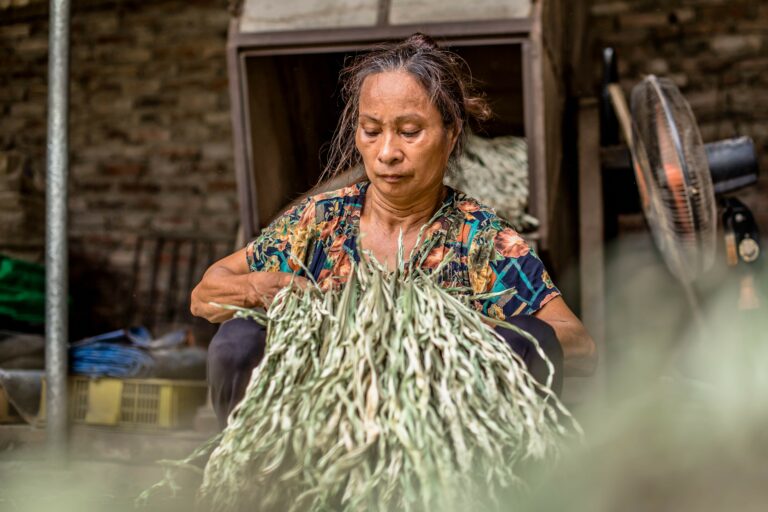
left=0, top=1, right=237, bottom=338
left=3, top=0, right=766, bottom=336
left=589, top=0, right=768, bottom=232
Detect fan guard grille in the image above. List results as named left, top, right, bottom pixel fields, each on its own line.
left=630, top=76, right=717, bottom=283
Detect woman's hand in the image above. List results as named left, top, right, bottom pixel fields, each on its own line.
left=190, top=248, right=309, bottom=323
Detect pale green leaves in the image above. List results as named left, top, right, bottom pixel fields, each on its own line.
left=198, top=256, right=579, bottom=512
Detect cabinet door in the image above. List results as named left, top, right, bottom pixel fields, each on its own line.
left=239, top=0, right=379, bottom=33
left=390, top=0, right=531, bottom=25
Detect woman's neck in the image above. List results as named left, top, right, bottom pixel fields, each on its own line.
left=362, top=182, right=446, bottom=236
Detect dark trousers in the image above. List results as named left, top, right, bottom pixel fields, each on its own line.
left=207, top=315, right=563, bottom=429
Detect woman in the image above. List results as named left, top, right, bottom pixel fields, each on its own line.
left=192, top=34, right=596, bottom=428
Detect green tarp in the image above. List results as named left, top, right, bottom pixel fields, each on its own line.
left=0, top=255, right=45, bottom=325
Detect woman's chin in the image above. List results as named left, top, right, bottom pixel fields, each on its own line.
left=369, top=178, right=445, bottom=205
left=371, top=177, right=411, bottom=194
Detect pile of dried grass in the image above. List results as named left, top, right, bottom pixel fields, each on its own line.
left=194, top=253, right=579, bottom=511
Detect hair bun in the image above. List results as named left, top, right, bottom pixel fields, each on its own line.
left=405, top=32, right=439, bottom=51
left=464, top=96, right=492, bottom=122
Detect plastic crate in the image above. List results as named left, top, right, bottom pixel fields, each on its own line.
left=0, top=386, right=22, bottom=423
left=40, top=376, right=208, bottom=429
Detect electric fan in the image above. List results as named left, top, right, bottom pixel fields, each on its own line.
left=629, top=75, right=718, bottom=285
left=605, top=71, right=761, bottom=317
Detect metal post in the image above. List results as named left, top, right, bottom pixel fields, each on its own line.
left=45, top=0, right=71, bottom=457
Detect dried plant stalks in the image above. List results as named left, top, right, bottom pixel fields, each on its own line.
left=197, top=254, right=580, bottom=512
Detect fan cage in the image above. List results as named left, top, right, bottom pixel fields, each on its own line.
left=630, top=75, right=717, bottom=283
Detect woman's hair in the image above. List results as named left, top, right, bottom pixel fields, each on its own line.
left=323, top=33, right=492, bottom=179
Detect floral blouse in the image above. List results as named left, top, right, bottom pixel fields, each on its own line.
left=246, top=181, right=560, bottom=320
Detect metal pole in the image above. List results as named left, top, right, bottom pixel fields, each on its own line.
left=45, top=0, right=71, bottom=458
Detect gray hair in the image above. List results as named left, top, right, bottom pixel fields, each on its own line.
left=323, top=33, right=492, bottom=180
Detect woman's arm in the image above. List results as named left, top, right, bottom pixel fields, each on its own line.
left=534, top=296, right=597, bottom=376
left=190, top=248, right=303, bottom=323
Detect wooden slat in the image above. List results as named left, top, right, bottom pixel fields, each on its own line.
left=164, top=241, right=181, bottom=324
left=575, top=98, right=605, bottom=401
left=228, top=19, right=259, bottom=241
left=230, top=19, right=532, bottom=51
left=608, top=83, right=634, bottom=152
left=146, top=238, right=165, bottom=331
left=389, top=0, right=531, bottom=25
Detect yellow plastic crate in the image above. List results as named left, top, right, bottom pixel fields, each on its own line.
left=1, top=387, right=23, bottom=423
left=40, top=376, right=208, bottom=429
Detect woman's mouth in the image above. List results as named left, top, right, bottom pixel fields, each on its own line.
left=379, top=174, right=409, bottom=183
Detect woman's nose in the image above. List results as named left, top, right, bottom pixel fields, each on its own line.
left=377, top=133, right=404, bottom=165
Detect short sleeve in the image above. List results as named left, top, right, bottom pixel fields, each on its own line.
left=469, top=223, right=560, bottom=320
left=245, top=197, right=316, bottom=275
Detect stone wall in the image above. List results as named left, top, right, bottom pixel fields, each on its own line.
left=0, top=1, right=236, bottom=338
left=589, top=0, right=768, bottom=231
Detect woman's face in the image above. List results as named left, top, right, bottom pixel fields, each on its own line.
left=355, top=70, right=456, bottom=204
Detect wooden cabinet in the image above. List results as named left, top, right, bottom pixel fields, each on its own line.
left=226, top=0, right=582, bottom=282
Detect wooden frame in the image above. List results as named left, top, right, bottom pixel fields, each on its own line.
left=226, top=0, right=573, bottom=282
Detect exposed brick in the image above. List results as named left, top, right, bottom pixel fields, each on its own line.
left=590, top=2, right=631, bottom=17
left=70, top=211, right=107, bottom=233
left=740, top=18, right=768, bottom=31
left=668, top=73, right=689, bottom=89
left=736, top=58, right=768, bottom=74
left=130, top=125, right=172, bottom=144
left=697, top=121, right=719, bottom=142
left=645, top=58, right=670, bottom=75
left=89, top=93, right=134, bottom=114
left=710, top=35, right=763, bottom=58
left=729, top=87, right=768, bottom=116
left=114, top=211, right=152, bottom=231
left=119, top=182, right=162, bottom=194
left=743, top=121, right=768, bottom=140
left=87, top=13, right=119, bottom=34
left=671, top=7, right=695, bottom=24
left=685, top=89, right=723, bottom=117
left=697, top=3, right=753, bottom=23
left=204, top=193, right=235, bottom=213
left=107, top=248, right=137, bottom=269
left=150, top=214, right=196, bottom=233
left=10, top=102, right=44, bottom=117
left=178, top=90, right=219, bottom=111
left=198, top=214, right=238, bottom=234
left=154, top=144, right=201, bottom=160
left=201, top=142, right=231, bottom=161
left=77, top=180, right=113, bottom=194
left=206, top=179, right=237, bottom=193
left=0, top=23, right=30, bottom=38
left=600, top=29, right=651, bottom=46
left=121, top=79, right=162, bottom=96
left=14, top=37, right=47, bottom=54
left=102, top=162, right=146, bottom=177
left=203, top=111, right=231, bottom=126
left=619, top=12, right=670, bottom=29
left=176, top=123, right=212, bottom=141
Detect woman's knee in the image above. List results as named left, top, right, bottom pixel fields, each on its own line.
left=506, top=315, right=563, bottom=363
left=207, top=317, right=267, bottom=375
left=495, top=315, right=563, bottom=394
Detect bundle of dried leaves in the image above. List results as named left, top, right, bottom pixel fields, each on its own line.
left=195, top=252, right=579, bottom=511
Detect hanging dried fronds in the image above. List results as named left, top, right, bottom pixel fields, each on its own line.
left=445, top=134, right=538, bottom=231
left=197, top=253, right=579, bottom=512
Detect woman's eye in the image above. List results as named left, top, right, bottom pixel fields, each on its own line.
left=401, top=130, right=421, bottom=138
left=363, top=130, right=379, bottom=137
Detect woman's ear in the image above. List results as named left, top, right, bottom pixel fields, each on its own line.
left=447, top=124, right=460, bottom=154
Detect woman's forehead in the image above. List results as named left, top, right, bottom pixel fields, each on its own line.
left=359, top=71, right=436, bottom=118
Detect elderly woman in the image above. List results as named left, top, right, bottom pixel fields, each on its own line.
left=192, top=34, right=596, bottom=428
